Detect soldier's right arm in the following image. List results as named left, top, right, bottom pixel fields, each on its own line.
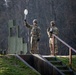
left=24, top=20, right=32, bottom=29
left=47, top=27, right=53, bottom=38
left=47, top=28, right=50, bottom=38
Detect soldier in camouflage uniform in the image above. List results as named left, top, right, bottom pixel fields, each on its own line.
left=47, top=21, right=59, bottom=55
left=24, top=19, right=41, bottom=54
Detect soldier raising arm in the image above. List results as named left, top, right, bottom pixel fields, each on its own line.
left=24, top=19, right=41, bottom=54
left=24, top=19, right=32, bottom=29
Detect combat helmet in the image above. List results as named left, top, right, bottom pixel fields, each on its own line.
left=50, top=21, right=55, bottom=26
left=33, top=19, right=37, bottom=24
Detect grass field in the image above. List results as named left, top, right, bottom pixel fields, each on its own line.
left=57, top=56, right=76, bottom=72
left=0, top=55, right=76, bottom=75
left=0, top=55, right=40, bottom=75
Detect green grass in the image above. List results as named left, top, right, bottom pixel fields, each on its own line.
left=57, top=56, right=76, bottom=72
left=0, top=55, right=40, bottom=75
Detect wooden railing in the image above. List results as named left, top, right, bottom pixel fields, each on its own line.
left=52, top=34, right=76, bottom=66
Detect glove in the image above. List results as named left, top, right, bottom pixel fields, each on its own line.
left=24, top=19, right=27, bottom=24
left=50, top=31, right=53, bottom=33
left=37, top=38, right=40, bottom=42
left=24, top=19, right=26, bottom=22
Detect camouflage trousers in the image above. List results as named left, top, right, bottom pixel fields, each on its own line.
left=30, top=37, right=39, bottom=54
left=49, top=38, right=58, bottom=54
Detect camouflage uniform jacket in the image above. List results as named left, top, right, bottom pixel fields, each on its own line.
left=47, top=26, right=58, bottom=38
left=25, top=22, right=41, bottom=40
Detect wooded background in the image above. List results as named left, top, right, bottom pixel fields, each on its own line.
left=0, top=0, right=76, bottom=55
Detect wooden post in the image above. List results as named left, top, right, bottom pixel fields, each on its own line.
left=69, top=48, right=72, bottom=67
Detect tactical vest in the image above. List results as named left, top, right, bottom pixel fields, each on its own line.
left=48, top=27, right=58, bottom=38
left=31, top=26, right=40, bottom=37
